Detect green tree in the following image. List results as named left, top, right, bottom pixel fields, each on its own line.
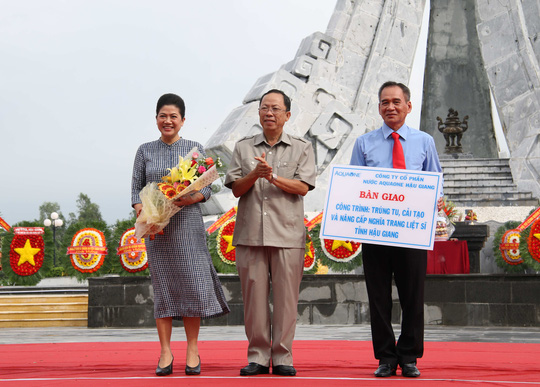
left=67, top=212, right=77, bottom=224
left=75, top=193, right=104, bottom=223
left=38, top=202, right=64, bottom=223
left=39, top=202, right=67, bottom=258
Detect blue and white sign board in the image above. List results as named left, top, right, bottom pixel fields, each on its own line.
left=320, top=165, right=443, bottom=250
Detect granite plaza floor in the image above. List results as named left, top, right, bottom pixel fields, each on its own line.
left=1, top=324, right=539, bottom=345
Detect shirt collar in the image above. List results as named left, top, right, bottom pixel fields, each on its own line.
left=382, top=122, right=410, bottom=140
left=253, top=132, right=292, bottom=146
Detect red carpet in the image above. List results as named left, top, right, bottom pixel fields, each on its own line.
left=1, top=340, right=539, bottom=386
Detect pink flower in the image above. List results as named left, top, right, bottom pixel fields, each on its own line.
left=198, top=165, right=207, bottom=174
left=192, top=152, right=199, bottom=159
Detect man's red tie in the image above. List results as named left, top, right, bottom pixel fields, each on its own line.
left=391, top=132, right=406, bottom=169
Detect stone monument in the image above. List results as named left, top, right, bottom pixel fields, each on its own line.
left=475, top=0, right=540, bottom=199
left=202, top=0, right=540, bottom=215
left=420, top=0, right=498, bottom=159
left=204, top=0, right=427, bottom=214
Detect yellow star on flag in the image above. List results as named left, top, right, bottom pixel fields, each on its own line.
left=15, top=239, right=41, bottom=266
left=305, top=242, right=313, bottom=258
left=222, top=234, right=236, bottom=253
left=331, top=240, right=353, bottom=252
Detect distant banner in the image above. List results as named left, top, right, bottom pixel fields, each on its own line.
left=306, top=212, right=323, bottom=231
left=14, top=227, right=44, bottom=235
left=117, top=243, right=146, bottom=255
left=320, top=165, right=443, bottom=250
left=517, top=207, right=540, bottom=231
left=0, top=216, right=11, bottom=232
left=207, top=207, right=237, bottom=234
left=67, top=246, right=108, bottom=255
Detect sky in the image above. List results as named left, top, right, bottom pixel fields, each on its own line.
left=0, top=0, right=430, bottom=226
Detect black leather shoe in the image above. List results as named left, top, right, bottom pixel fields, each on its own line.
left=156, top=356, right=174, bottom=376
left=273, top=365, right=297, bottom=376
left=185, top=355, right=201, bottom=375
left=240, top=363, right=270, bottom=376
left=374, top=363, right=396, bottom=377
left=401, top=362, right=420, bottom=377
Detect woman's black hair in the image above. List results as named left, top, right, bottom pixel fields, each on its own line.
left=156, top=93, right=186, bottom=117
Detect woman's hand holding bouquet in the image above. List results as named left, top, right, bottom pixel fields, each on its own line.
left=135, top=147, right=221, bottom=239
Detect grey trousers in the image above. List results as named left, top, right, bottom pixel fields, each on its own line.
left=236, top=245, right=304, bottom=367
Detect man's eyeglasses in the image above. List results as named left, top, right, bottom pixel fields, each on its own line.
left=259, top=106, right=286, bottom=114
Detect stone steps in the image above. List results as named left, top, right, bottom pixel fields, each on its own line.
left=445, top=186, right=527, bottom=195
left=0, top=293, right=88, bottom=328
left=440, top=158, right=538, bottom=207
left=443, top=172, right=514, bottom=182
left=443, top=179, right=514, bottom=188
left=443, top=166, right=512, bottom=174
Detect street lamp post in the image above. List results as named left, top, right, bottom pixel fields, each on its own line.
left=44, top=212, right=64, bottom=267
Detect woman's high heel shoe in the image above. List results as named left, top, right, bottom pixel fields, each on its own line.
left=156, top=356, right=174, bottom=376
left=185, top=355, right=201, bottom=375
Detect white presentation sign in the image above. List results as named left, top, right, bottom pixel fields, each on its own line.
left=320, top=165, right=443, bottom=250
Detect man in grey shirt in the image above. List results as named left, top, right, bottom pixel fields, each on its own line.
left=224, top=89, right=316, bottom=377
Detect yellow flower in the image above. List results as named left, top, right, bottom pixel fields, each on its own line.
left=315, top=259, right=328, bottom=275
left=164, top=155, right=199, bottom=183
left=177, top=156, right=198, bottom=183
left=167, top=166, right=182, bottom=183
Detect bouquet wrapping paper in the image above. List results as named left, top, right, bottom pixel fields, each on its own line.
left=135, top=147, right=220, bottom=239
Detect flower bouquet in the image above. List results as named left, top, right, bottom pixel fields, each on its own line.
left=135, top=147, right=221, bottom=239
left=434, top=197, right=457, bottom=241
left=435, top=211, right=454, bottom=241
left=441, top=197, right=459, bottom=223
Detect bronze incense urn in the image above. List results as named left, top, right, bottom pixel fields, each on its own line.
left=436, top=108, right=469, bottom=154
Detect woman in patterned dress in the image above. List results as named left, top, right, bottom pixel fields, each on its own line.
left=131, top=93, right=230, bottom=376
